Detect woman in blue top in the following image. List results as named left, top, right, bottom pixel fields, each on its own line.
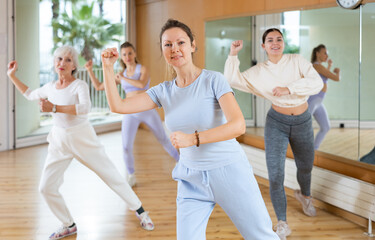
left=85, top=42, right=179, bottom=187
left=101, top=19, right=279, bottom=240
left=308, top=44, right=340, bottom=150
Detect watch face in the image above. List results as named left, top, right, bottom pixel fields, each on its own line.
left=336, top=0, right=362, bottom=9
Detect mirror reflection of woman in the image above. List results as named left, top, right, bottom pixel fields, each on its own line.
left=224, top=29, right=323, bottom=240
left=309, top=44, right=340, bottom=150
left=85, top=42, right=179, bottom=187
left=7, top=46, right=154, bottom=240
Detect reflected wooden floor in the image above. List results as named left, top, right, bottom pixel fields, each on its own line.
left=246, top=127, right=375, bottom=161
left=0, top=129, right=372, bottom=240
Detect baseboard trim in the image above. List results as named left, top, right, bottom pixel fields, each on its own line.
left=255, top=176, right=369, bottom=228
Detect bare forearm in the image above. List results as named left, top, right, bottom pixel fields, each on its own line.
left=198, top=118, right=246, bottom=145
left=103, top=66, right=124, bottom=113
left=333, top=73, right=340, bottom=81
left=9, top=74, right=29, bottom=94
left=88, top=70, right=104, bottom=91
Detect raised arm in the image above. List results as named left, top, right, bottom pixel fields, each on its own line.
left=8, top=61, right=86, bottom=115
left=7, top=61, right=29, bottom=94
left=170, top=92, right=245, bottom=149
left=313, top=63, right=340, bottom=82
left=8, top=60, right=49, bottom=101
left=327, top=59, right=332, bottom=71
left=115, top=65, right=150, bottom=89
left=85, top=60, right=105, bottom=91
left=101, top=48, right=157, bottom=114
left=224, top=41, right=265, bottom=97
left=85, top=60, right=122, bottom=91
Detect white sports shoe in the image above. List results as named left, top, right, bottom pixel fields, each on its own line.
left=136, top=211, right=154, bottom=231
left=275, top=220, right=291, bottom=240
left=49, top=223, right=77, bottom=239
left=127, top=173, right=136, bottom=187
left=294, top=190, right=316, bottom=217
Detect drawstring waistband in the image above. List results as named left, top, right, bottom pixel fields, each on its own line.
left=202, top=171, right=209, bottom=187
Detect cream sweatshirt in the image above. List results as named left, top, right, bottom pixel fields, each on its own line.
left=224, top=54, right=323, bottom=107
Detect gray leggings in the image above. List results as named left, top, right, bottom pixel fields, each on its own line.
left=264, top=107, right=315, bottom=221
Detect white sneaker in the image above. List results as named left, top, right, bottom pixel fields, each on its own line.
left=49, top=223, right=77, bottom=239
left=294, top=190, right=316, bottom=217
left=275, top=220, right=291, bottom=240
left=136, top=211, right=154, bottom=231
left=127, top=173, right=136, bottom=187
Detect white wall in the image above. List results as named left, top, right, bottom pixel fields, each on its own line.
left=0, top=0, right=40, bottom=151
left=0, top=0, right=12, bottom=151
left=15, top=0, right=40, bottom=138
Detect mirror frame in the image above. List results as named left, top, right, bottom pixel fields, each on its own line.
left=237, top=134, right=375, bottom=184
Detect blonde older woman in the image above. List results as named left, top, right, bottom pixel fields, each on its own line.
left=7, top=46, right=153, bottom=240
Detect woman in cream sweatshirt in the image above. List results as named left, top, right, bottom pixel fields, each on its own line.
left=224, top=28, right=323, bottom=240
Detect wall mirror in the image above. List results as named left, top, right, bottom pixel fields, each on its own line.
left=205, top=3, right=375, bottom=177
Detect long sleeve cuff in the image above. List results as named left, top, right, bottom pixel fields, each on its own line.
left=75, top=103, right=91, bottom=115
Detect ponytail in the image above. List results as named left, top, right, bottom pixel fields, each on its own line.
left=311, top=44, right=326, bottom=63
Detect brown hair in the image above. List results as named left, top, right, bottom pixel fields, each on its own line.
left=159, top=19, right=196, bottom=79
left=262, top=28, right=283, bottom=44
left=119, top=41, right=139, bottom=71
left=311, top=44, right=326, bottom=63
left=159, top=19, right=195, bottom=51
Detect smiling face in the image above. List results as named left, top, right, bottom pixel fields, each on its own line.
left=54, top=53, right=76, bottom=76
left=316, top=47, right=329, bottom=62
left=261, top=31, right=285, bottom=57
left=120, top=47, right=136, bottom=65
left=161, top=27, right=196, bottom=68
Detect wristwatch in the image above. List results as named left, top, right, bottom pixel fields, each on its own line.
left=52, top=105, right=57, bottom=113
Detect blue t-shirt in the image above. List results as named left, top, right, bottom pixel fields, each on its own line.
left=147, top=69, right=245, bottom=170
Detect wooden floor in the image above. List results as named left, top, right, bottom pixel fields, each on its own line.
left=0, top=129, right=373, bottom=240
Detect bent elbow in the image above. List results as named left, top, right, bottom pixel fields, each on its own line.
left=239, top=120, right=246, bottom=135
left=75, top=103, right=91, bottom=115
left=233, top=118, right=246, bottom=137
left=97, top=84, right=105, bottom=91
left=108, top=104, right=121, bottom=114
